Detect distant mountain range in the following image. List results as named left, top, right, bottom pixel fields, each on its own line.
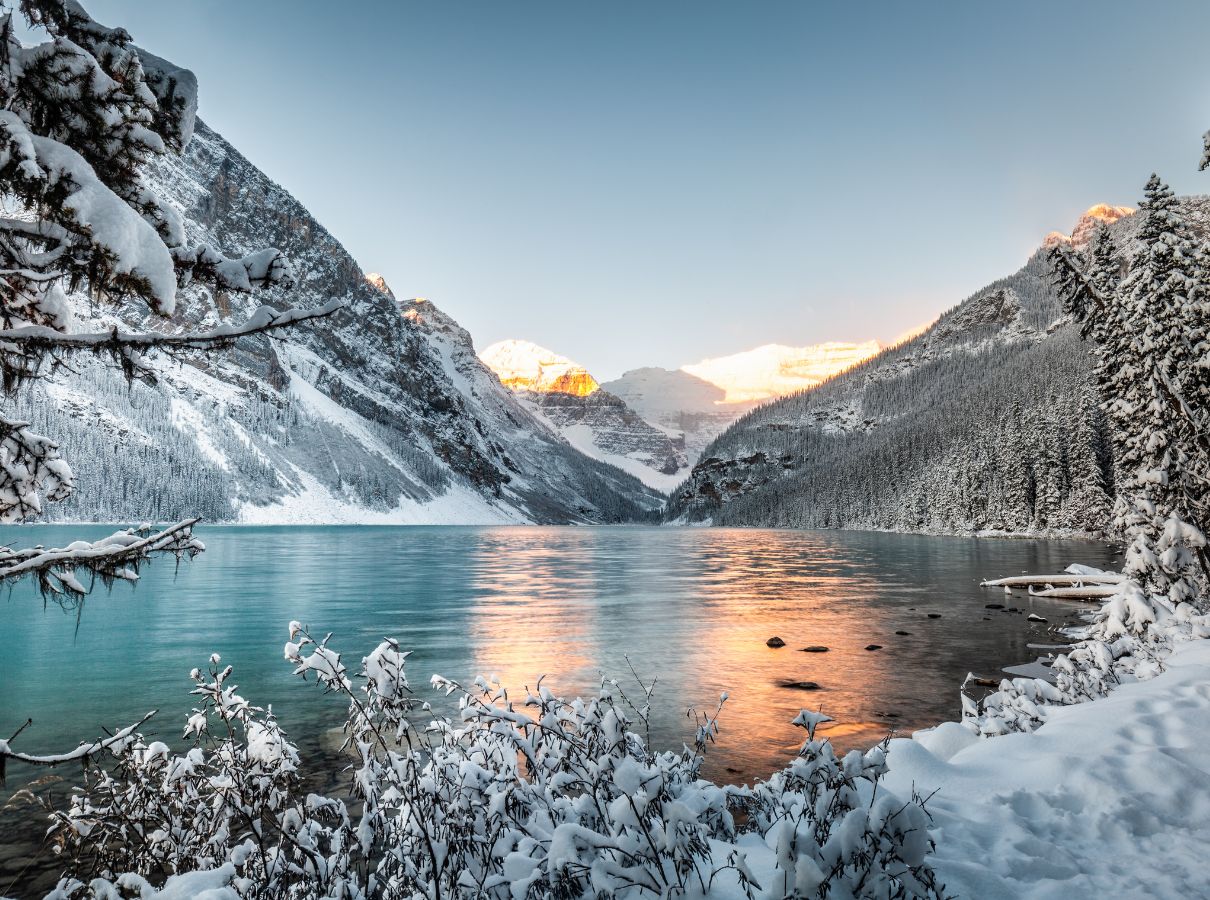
left=478, top=336, right=902, bottom=487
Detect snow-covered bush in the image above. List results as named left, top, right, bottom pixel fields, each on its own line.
left=33, top=623, right=947, bottom=899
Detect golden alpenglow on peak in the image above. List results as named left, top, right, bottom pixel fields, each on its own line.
left=1044, top=203, right=1136, bottom=250
left=480, top=339, right=600, bottom=396
left=681, top=340, right=884, bottom=404
left=365, top=272, right=392, bottom=295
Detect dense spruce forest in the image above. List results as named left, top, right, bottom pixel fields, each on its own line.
left=667, top=247, right=1120, bottom=533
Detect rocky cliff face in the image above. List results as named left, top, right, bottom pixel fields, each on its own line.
left=26, top=120, right=662, bottom=524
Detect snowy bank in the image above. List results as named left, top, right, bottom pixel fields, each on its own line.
left=886, top=637, right=1210, bottom=898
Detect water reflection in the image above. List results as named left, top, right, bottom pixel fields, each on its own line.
left=0, top=524, right=1120, bottom=787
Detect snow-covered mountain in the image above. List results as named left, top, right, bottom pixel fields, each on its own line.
left=480, top=341, right=689, bottom=492
left=666, top=203, right=1155, bottom=533
left=22, top=118, right=664, bottom=525
left=480, top=339, right=599, bottom=397
left=681, top=340, right=885, bottom=404
left=599, top=367, right=756, bottom=464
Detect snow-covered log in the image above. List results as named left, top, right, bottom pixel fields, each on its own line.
left=1027, top=583, right=1121, bottom=600
left=981, top=573, right=1125, bottom=588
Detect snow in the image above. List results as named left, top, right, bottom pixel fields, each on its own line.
left=0, top=112, right=180, bottom=313
left=169, top=397, right=228, bottom=470
left=280, top=343, right=417, bottom=476
left=237, top=465, right=524, bottom=526
left=682, top=340, right=885, bottom=404
left=133, top=44, right=199, bottom=147
left=885, top=637, right=1210, bottom=899
left=479, top=339, right=598, bottom=394
left=560, top=423, right=685, bottom=493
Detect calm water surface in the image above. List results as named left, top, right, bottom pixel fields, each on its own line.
left=0, top=525, right=1118, bottom=889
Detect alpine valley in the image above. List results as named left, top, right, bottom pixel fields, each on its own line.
left=21, top=84, right=1168, bottom=532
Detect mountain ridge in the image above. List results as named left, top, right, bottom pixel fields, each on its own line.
left=663, top=201, right=1162, bottom=533
left=21, top=117, right=664, bottom=525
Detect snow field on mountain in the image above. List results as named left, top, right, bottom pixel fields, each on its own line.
left=236, top=465, right=522, bottom=526
left=559, top=422, right=687, bottom=493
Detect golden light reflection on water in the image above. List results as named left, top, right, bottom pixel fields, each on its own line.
left=454, top=528, right=989, bottom=783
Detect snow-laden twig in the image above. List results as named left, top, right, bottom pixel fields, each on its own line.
left=0, top=710, right=155, bottom=785
left=0, top=519, right=202, bottom=599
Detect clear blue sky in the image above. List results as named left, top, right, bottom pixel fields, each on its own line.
left=77, top=1, right=1210, bottom=380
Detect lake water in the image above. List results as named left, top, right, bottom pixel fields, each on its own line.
left=0, top=525, right=1119, bottom=892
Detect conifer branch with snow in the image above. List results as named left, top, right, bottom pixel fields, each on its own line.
left=0, top=0, right=340, bottom=597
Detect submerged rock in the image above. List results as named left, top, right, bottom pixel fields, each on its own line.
left=800, top=645, right=829, bottom=653
left=865, top=644, right=883, bottom=651
left=927, top=613, right=943, bottom=619
left=895, top=630, right=910, bottom=636
left=985, top=603, right=1005, bottom=610
left=777, top=680, right=822, bottom=691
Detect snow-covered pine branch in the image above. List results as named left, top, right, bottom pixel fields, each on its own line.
left=0, top=518, right=202, bottom=600
left=0, top=0, right=341, bottom=599
left=0, top=297, right=345, bottom=385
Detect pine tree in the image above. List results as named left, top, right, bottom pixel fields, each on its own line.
left=0, top=0, right=339, bottom=597
left=1053, top=176, right=1210, bottom=606
left=1115, top=176, right=1207, bottom=603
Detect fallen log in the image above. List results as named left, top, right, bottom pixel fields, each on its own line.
left=981, top=574, right=1124, bottom=588
left=1028, top=584, right=1120, bottom=600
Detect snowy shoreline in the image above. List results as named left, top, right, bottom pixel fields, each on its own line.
left=883, top=635, right=1210, bottom=897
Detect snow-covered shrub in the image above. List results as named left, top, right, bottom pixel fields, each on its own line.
left=35, top=623, right=947, bottom=899
left=743, top=713, right=943, bottom=899
left=961, top=580, right=1210, bottom=737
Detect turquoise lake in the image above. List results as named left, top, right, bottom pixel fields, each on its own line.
left=0, top=524, right=1121, bottom=891
left=1, top=525, right=1120, bottom=780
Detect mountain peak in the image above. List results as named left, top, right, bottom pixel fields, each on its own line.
left=1043, top=203, right=1135, bottom=249
left=365, top=272, right=395, bottom=299
left=681, top=340, right=884, bottom=404
left=480, top=339, right=600, bottom=396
